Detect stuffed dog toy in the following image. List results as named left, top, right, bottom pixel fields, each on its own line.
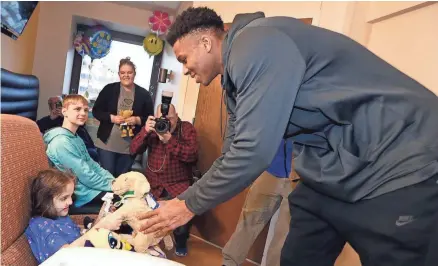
left=109, top=171, right=174, bottom=254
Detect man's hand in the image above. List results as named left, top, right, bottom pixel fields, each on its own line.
left=50, top=108, right=62, bottom=120
left=137, top=198, right=194, bottom=237
left=111, top=115, right=125, bottom=125
left=156, top=131, right=172, bottom=144
left=125, top=116, right=139, bottom=126
left=144, top=116, right=156, bottom=133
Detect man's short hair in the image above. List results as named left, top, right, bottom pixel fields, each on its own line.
left=167, top=7, right=224, bottom=46
left=48, top=96, right=62, bottom=111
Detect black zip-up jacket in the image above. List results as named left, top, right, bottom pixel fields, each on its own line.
left=92, top=82, right=154, bottom=143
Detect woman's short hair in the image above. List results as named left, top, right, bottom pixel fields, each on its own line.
left=62, top=94, right=88, bottom=109
left=30, top=169, right=76, bottom=219
left=119, top=57, right=136, bottom=73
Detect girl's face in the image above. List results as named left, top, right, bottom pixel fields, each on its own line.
left=53, top=181, right=74, bottom=216
left=62, top=102, right=88, bottom=127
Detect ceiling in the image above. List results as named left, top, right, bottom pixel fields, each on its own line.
left=112, top=1, right=181, bottom=14
left=75, top=1, right=183, bottom=37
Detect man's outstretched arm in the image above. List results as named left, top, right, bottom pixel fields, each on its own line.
left=179, top=27, right=306, bottom=214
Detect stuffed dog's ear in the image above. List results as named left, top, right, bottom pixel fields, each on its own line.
left=134, top=178, right=151, bottom=197
left=124, top=171, right=150, bottom=197
left=112, top=173, right=129, bottom=196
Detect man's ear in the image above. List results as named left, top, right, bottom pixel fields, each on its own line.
left=200, top=35, right=212, bottom=53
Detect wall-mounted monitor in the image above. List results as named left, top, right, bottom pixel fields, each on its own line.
left=1, top=1, right=38, bottom=40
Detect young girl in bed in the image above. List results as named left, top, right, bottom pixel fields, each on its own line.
left=25, top=169, right=122, bottom=264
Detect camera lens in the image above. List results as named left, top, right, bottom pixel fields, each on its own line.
left=155, top=118, right=169, bottom=133
left=156, top=123, right=165, bottom=132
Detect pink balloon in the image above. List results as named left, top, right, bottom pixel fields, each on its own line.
left=148, top=10, right=172, bottom=35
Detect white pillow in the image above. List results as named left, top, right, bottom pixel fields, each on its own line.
left=40, top=247, right=186, bottom=266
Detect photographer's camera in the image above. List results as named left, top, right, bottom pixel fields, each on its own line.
left=155, top=91, right=173, bottom=134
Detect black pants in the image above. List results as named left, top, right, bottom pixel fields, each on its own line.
left=160, top=189, right=193, bottom=248
left=88, top=191, right=108, bottom=205
left=281, top=174, right=438, bottom=266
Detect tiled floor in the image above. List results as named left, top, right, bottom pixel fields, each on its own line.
left=164, top=235, right=257, bottom=266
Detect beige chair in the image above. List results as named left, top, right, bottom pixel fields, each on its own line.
left=1, top=114, right=47, bottom=265
left=0, top=114, right=96, bottom=265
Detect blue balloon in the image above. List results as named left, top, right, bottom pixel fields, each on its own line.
left=86, top=26, right=112, bottom=60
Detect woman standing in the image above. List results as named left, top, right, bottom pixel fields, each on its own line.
left=93, top=57, right=154, bottom=177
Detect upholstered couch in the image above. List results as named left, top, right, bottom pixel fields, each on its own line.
left=1, top=115, right=45, bottom=265
left=0, top=68, right=98, bottom=265
left=1, top=68, right=39, bottom=121
left=1, top=114, right=99, bottom=265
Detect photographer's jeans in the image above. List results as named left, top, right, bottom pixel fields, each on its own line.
left=97, top=148, right=134, bottom=177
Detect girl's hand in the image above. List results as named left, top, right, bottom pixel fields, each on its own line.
left=95, top=213, right=123, bottom=231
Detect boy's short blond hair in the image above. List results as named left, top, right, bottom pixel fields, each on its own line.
left=62, top=94, right=88, bottom=108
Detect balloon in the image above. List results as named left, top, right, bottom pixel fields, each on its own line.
left=73, top=31, right=90, bottom=57
left=148, top=10, right=172, bottom=36
left=85, top=25, right=112, bottom=60
left=143, top=33, right=164, bottom=57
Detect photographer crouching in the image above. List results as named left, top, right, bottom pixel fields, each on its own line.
left=129, top=91, right=198, bottom=257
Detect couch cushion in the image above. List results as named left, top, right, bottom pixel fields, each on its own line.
left=1, top=234, right=37, bottom=266
left=1, top=115, right=49, bottom=252
left=1, top=68, right=40, bottom=121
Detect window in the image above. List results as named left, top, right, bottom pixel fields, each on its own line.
left=78, top=40, right=155, bottom=101
left=68, top=26, right=163, bottom=144
left=69, top=26, right=162, bottom=104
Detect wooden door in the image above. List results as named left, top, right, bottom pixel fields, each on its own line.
left=192, top=19, right=313, bottom=264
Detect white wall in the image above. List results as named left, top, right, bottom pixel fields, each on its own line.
left=154, top=42, right=183, bottom=113
left=178, top=1, right=354, bottom=122
left=366, top=2, right=438, bottom=95
left=195, top=1, right=322, bottom=25
left=1, top=4, right=40, bottom=75
left=32, top=1, right=178, bottom=118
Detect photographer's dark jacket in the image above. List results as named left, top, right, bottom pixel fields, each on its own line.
left=179, top=12, right=438, bottom=215
left=92, top=82, right=154, bottom=143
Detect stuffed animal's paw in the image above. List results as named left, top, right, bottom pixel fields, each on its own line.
left=163, top=235, right=174, bottom=250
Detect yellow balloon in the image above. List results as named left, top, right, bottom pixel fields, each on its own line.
left=143, top=33, right=163, bottom=57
